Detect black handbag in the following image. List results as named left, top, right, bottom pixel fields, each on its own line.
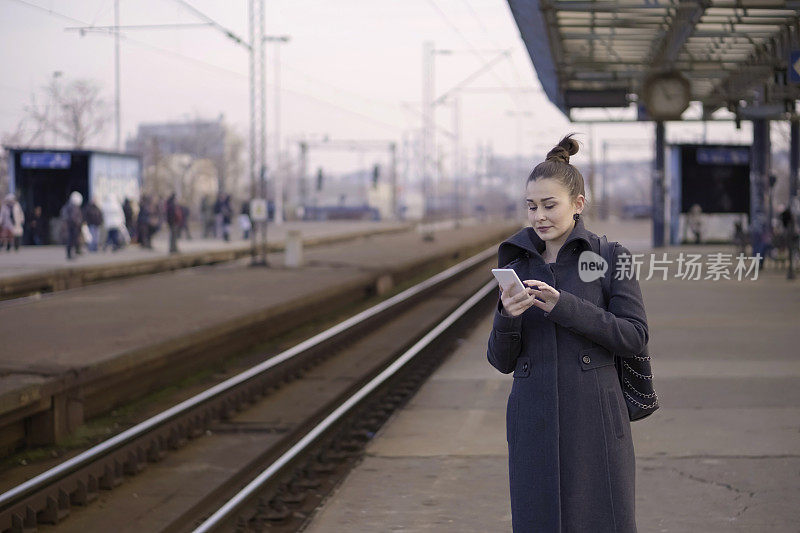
left=597, top=235, right=660, bottom=421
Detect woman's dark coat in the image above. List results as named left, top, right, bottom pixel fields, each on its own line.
left=487, top=217, right=648, bottom=532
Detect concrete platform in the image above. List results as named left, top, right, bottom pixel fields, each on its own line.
left=0, top=220, right=412, bottom=300
left=302, top=222, right=800, bottom=533
left=303, top=310, right=513, bottom=533
left=0, top=219, right=519, bottom=453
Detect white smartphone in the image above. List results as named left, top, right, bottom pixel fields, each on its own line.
left=492, top=268, right=526, bottom=296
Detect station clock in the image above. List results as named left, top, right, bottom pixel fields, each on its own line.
left=641, top=71, right=691, bottom=120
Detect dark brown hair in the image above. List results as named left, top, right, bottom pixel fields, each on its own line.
left=527, top=133, right=587, bottom=204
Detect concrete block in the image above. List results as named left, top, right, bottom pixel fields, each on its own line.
left=285, top=230, right=304, bottom=267
left=26, top=392, right=84, bottom=446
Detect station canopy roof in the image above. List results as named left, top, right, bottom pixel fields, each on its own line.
left=507, top=0, right=800, bottom=119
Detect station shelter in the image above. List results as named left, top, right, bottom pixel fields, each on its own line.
left=669, top=144, right=751, bottom=244
left=5, top=147, right=141, bottom=244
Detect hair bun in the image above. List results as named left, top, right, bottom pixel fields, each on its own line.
left=545, top=134, right=579, bottom=164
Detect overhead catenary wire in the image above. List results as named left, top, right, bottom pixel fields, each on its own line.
left=171, top=0, right=249, bottom=49
left=7, top=0, right=406, bottom=133
left=460, top=0, right=543, bottom=109
left=8, top=0, right=247, bottom=79
left=89, top=0, right=110, bottom=27
left=423, top=0, right=522, bottom=109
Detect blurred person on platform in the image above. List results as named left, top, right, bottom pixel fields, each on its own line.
left=83, top=197, right=103, bottom=252
left=101, top=195, right=125, bottom=252
left=137, top=195, right=153, bottom=249
left=487, top=135, right=648, bottom=533
left=60, top=191, right=84, bottom=260
left=791, top=197, right=800, bottom=263
left=27, top=205, right=46, bottom=246
left=751, top=211, right=772, bottom=269
left=217, top=194, right=233, bottom=242
left=733, top=218, right=748, bottom=257
left=779, top=203, right=798, bottom=265
left=0, top=194, right=24, bottom=251
left=122, top=197, right=136, bottom=243
left=178, top=203, right=192, bottom=240
left=165, top=193, right=182, bottom=254
left=687, top=203, right=703, bottom=244
left=213, top=193, right=225, bottom=240
left=239, top=201, right=252, bottom=240
left=148, top=195, right=163, bottom=241
left=201, top=196, right=214, bottom=238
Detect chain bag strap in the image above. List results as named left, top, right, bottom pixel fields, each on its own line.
left=597, top=235, right=660, bottom=421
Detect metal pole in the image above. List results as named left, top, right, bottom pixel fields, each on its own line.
left=258, top=0, right=268, bottom=265
left=515, top=113, right=522, bottom=180
left=274, top=41, right=283, bottom=225
left=792, top=120, right=799, bottom=202
left=750, top=119, right=770, bottom=269
left=248, top=0, right=257, bottom=263
left=390, top=142, right=397, bottom=220
left=452, top=94, right=461, bottom=225
left=114, top=0, right=121, bottom=151
left=299, top=141, right=308, bottom=206
left=788, top=119, right=798, bottom=280
left=587, top=124, right=595, bottom=206
left=422, top=41, right=434, bottom=219
left=653, top=121, right=666, bottom=248
left=601, top=140, right=608, bottom=220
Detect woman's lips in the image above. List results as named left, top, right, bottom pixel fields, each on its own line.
left=538, top=226, right=552, bottom=231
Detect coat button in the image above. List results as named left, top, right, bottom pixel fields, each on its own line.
left=582, top=355, right=591, bottom=364
left=523, top=362, right=528, bottom=370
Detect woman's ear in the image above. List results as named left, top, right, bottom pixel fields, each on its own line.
left=574, top=194, right=586, bottom=214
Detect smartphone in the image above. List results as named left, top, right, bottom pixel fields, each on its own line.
left=492, top=268, right=526, bottom=296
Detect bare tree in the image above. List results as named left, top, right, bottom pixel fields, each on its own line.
left=1, top=139, right=17, bottom=195
left=0, top=120, right=31, bottom=195
left=24, top=76, right=111, bottom=149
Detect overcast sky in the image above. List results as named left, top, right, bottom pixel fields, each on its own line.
left=0, top=0, right=781, bottom=177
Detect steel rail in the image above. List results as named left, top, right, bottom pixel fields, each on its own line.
left=192, top=278, right=498, bottom=532
left=0, top=245, right=497, bottom=514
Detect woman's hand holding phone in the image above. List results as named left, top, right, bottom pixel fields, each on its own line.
left=500, top=279, right=561, bottom=317
left=500, top=284, right=536, bottom=317
left=523, top=280, right=560, bottom=313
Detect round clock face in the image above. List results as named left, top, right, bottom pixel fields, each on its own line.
left=644, top=75, right=690, bottom=119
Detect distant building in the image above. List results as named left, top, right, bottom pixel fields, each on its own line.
left=125, top=116, right=239, bottom=202
left=125, top=117, right=225, bottom=168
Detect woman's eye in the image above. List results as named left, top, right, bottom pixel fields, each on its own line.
left=528, top=206, right=536, bottom=211
left=545, top=205, right=554, bottom=209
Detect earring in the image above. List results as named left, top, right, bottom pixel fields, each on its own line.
left=573, top=213, right=581, bottom=221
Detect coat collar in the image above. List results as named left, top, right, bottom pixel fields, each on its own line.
left=498, top=217, right=596, bottom=267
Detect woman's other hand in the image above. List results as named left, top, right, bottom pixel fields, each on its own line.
left=523, top=280, right=560, bottom=313
left=499, top=284, right=537, bottom=317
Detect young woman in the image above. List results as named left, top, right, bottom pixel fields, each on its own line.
left=487, top=135, right=648, bottom=532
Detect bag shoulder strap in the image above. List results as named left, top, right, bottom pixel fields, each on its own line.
left=597, top=234, right=619, bottom=308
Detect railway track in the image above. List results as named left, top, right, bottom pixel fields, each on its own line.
left=0, top=247, right=500, bottom=533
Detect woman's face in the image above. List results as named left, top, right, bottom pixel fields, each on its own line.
left=525, top=177, right=583, bottom=244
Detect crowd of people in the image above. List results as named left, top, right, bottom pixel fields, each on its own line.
left=0, top=191, right=251, bottom=260
left=685, top=201, right=799, bottom=269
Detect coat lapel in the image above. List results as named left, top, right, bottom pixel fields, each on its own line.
left=498, top=217, right=596, bottom=267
